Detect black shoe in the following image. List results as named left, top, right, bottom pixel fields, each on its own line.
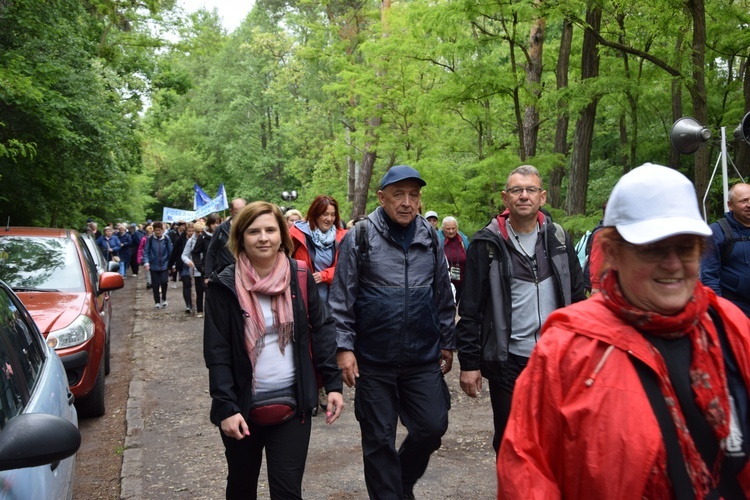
left=146, top=284, right=152, bottom=289
left=312, top=405, right=319, bottom=417
left=403, top=491, right=415, bottom=500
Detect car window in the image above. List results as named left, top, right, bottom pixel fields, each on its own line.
left=0, top=288, right=44, bottom=429
left=0, top=237, right=85, bottom=292
left=77, top=235, right=101, bottom=290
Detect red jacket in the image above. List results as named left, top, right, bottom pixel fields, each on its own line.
left=498, top=288, right=750, bottom=499
left=289, top=225, right=347, bottom=285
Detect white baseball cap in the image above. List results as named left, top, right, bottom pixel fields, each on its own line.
left=425, top=210, right=438, bottom=220
left=603, top=163, right=712, bottom=244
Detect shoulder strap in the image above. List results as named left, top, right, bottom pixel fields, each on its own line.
left=552, top=222, right=567, bottom=247
left=355, top=219, right=369, bottom=266
left=717, top=218, right=734, bottom=266
left=631, top=356, right=695, bottom=500
left=295, top=259, right=309, bottom=315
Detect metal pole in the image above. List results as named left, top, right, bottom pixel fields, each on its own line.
left=721, top=126, right=730, bottom=212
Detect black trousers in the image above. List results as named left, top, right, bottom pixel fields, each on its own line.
left=194, top=276, right=205, bottom=313
left=355, top=360, right=450, bottom=499
left=181, top=275, right=192, bottom=309
left=150, top=270, right=169, bottom=304
left=488, top=353, right=529, bottom=454
left=220, top=413, right=312, bottom=500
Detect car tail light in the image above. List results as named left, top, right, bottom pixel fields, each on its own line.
left=47, top=316, right=95, bottom=349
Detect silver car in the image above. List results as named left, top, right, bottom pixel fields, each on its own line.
left=0, top=280, right=80, bottom=498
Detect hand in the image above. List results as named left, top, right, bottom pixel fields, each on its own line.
left=143, top=263, right=150, bottom=271
left=312, top=272, right=323, bottom=284
left=220, top=413, right=250, bottom=440
left=440, top=349, right=453, bottom=374
left=459, top=370, right=483, bottom=398
left=324, top=391, right=344, bottom=425
left=187, top=261, right=194, bottom=268
left=337, top=351, right=359, bottom=388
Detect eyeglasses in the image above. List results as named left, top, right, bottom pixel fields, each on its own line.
left=506, top=186, right=542, bottom=196
left=617, top=241, right=701, bottom=262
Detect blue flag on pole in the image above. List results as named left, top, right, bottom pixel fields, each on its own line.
left=217, top=183, right=228, bottom=211
left=194, top=184, right=213, bottom=210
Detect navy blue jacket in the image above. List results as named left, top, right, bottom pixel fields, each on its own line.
left=142, top=235, right=173, bottom=271
left=328, top=208, right=456, bottom=366
left=700, top=212, right=750, bottom=317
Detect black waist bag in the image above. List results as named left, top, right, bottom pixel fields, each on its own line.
left=245, top=387, right=297, bottom=427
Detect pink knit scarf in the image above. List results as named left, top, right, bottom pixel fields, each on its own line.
left=234, top=252, right=294, bottom=380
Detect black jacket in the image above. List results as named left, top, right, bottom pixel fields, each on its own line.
left=204, top=219, right=234, bottom=282
left=203, top=257, right=343, bottom=426
left=456, top=213, right=585, bottom=383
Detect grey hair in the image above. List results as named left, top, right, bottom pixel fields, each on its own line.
left=441, top=216, right=458, bottom=229
left=506, top=165, right=543, bottom=190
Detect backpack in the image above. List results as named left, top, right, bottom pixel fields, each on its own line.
left=575, top=230, right=592, bottom=270
left=717, top=218, right=750, bottom=265
left=294, top=259, right=324, bottom=389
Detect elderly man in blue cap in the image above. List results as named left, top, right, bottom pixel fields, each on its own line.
left=329, top=165, right=456, bottom=499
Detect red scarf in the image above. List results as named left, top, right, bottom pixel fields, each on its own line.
left=235, top=252, right=294, bottom=387
left=600, top=270, right=730, bottom=498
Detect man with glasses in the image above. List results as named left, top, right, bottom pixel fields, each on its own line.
left=455, top=164, right=585, bottom=453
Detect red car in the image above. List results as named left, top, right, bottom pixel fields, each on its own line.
left=0, top=227, right=124, bottom=417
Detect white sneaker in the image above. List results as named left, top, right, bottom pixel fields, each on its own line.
left=154, top=303, right=161, bottom=309
left=161, top=301, right=168, bottom=308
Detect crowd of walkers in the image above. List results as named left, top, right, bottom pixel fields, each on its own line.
left=86, top=163, right=750, bottom=499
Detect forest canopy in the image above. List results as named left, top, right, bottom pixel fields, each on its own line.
left=1, top=0, right=748, bottom=236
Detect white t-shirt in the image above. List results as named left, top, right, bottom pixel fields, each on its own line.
left=252, top=294, right=296, bottom=393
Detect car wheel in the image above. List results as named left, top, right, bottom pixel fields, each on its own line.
left=76, top=361, right=106, bottom=418
left=104, top=326, right=111, bottom=376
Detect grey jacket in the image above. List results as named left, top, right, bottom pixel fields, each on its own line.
left=329, top=208, right=456, bottom=365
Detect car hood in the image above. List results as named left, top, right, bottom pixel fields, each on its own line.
left=15, top=292, right=86, bottom=335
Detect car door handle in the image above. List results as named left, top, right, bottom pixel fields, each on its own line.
left=67, top=391, right=75, bottom=405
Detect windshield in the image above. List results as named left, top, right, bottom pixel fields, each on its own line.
left=0, top=236, right=85, bottom=292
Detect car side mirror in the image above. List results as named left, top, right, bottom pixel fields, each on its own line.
left=99, top=272, right=125, bottom=293
left=0, top=413, right=80, bottom=471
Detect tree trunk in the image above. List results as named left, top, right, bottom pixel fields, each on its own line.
left=550, top=18, right=573, bottom=209
left=736, top=56, right=750, bottom=178
left=566, top=5, right=601, bottom=215
left=523, top=8, right=545, bottom=159
left=352, top=146, right=378, bottom=219
left=686, top=0, right=709, bottom=199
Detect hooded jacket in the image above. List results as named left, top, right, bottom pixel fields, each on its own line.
left=203, top=257, right=342, bottom=426
left=497, top=290, right=750, bottom=499
left=456, top=211, right=585, bottom=382
left=328, top=208, right=456, bottom=365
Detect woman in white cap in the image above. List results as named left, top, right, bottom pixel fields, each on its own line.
left=498, top=163, right=750, bottom=499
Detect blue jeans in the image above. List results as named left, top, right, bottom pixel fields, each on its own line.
left=355, top=360, right=450, bottom=499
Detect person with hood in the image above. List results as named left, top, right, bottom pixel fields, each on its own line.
left=203, top=201, right=343, bottom=499
left=498, top=163, right=750, bottom=499
left=456, top=164, right=585, bottom=454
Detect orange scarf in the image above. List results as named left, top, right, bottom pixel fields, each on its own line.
left=235, top=252, right=294, bottom=385
left=600, top=270, right=730, bottom=498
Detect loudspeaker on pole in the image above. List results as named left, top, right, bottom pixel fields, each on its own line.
left=670, top=117, right=711, bottom=154
left=733, top=111, right=750, bottom=145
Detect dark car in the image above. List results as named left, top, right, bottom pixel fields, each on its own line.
left=0, top=227, right=124, bottom=417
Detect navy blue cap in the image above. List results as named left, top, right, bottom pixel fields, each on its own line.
left=379, top=165, right=426, bottom=190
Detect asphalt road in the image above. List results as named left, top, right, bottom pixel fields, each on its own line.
left=118, top=275, right=498, bottom=499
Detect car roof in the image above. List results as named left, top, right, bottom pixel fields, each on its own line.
left=1, top=227, right=74, bottom=238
